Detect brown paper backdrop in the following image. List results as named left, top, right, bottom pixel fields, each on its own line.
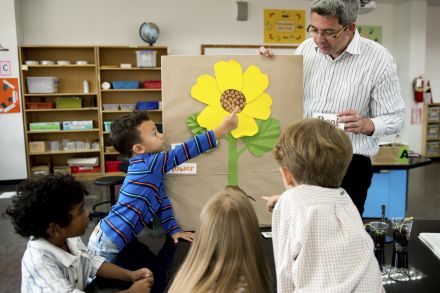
left=161, top=55, right=303, bottom=229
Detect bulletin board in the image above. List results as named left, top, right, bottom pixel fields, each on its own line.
left=161, top=55, right=303, bottom=229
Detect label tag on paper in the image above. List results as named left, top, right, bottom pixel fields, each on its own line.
left=168, top=163, right=197, bottom=175
left=312, top=113, right=344, bottom=130
left=261, top=232, right=272, bottom=238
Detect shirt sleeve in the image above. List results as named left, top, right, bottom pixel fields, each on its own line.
left=157, top=130, right=217, bottom=175
left=370, top=56, right=405, bottom=138
left=272, top=197, right=301, bottom=293
left=76, top=238, right=106, bottom=278
left=22, top=250, right=84, bottom=293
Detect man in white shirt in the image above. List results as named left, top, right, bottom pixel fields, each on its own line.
left=272, top=118, right=384, bottom=292
left=260, top=0, right=405, bottom=216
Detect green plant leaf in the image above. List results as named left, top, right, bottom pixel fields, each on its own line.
left=242, top=118, right=280, bottom=157
left=186, top=112, right=206, bottom=136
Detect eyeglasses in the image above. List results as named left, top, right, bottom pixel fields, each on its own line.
left=306, top=24, right=350, bottom=39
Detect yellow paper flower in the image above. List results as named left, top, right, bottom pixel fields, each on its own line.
left=191, top=60, right=272, bottom=138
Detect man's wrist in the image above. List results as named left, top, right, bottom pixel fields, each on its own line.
left=361, top=118, right=375, bottom=136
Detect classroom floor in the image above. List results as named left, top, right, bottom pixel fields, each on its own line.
left=0, top=161, right=439, bottom=292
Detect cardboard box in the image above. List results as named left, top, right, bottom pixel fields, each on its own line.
left=53, top=165, right=71, bottom=175
left=30, top=165, right=50, bottom=177
left=62, top=120, right=93, bottom=130
left=372, top=144, right=409, bottom=165
left=29, top=141, right=47, bottom=153
left=29, top=122, right=61, bottom=131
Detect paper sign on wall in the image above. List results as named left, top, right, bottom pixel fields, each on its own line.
left=264, top=9, right=306, bottom=44
left=0, top=78, right=21, bottom=114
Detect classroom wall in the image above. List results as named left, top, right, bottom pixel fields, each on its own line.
left=6, top=0, right=438, bottom=169
left=0, top=0, right=27, bottom=181
left=426, top=5, right=440, bottom=81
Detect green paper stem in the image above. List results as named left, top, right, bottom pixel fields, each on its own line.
left=227, top=134, right=238, bottom=186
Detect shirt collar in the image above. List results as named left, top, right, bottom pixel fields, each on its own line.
left=29, top=237, right=81, bottom=267
left=313, top=29, right=361, bottom=56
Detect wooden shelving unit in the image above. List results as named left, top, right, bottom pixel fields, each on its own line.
left=19, top=45, right=167, bottom=179
left=97, top=46, right=167, bottom=173
left=422, top=103, right=440, bottom=157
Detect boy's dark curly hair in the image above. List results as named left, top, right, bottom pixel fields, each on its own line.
left=5, top=174, right=88, bottom=239
left=110, top=111, right=151, bottom=157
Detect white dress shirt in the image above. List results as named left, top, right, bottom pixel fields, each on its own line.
left=21, top=237, right=105, bottom=292
left=295, top=30, right=405, bottom=156
left=272, top=185, right=384, bottom=293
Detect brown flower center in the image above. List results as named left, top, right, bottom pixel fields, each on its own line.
left=220, top=89, right=246, bottom=113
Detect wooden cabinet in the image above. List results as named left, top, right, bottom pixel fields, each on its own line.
left=97, top=46, right=167, bottom=175
left=19, top=46, right=101, bottom=180
left=422, top=103, right=440, bottom=158
left=19, top=45, right=167, bottom=179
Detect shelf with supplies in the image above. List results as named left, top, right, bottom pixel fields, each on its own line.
left=97, top=45, right=166, bottom=174
left=19, top=45, right=167, bottom=179
left=19, top=45, right=102, bottom=179
left=422, top=103, right=440, bottom=157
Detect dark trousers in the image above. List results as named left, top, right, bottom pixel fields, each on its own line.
left=340, top=154, right=373, bottom=217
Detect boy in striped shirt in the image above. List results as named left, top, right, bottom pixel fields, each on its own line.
left=88, top=110, right=238, bottom=264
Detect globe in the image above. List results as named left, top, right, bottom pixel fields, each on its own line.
left=139, top=22, right=160, bottom=46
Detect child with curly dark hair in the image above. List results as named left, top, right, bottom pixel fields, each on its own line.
left=6, top=174, right=154, bottom=293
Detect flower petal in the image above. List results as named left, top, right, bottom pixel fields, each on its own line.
left=242, top=65, right=269, bottom=103
left=214, top=60, right=243, bottom=92
left=231, top=113, right=258, bottom=138
left=197, top=105, right=229, bottom=131
left=191, top=74, right=221, bottom=107
left=241, top=93, right=272, bottom=120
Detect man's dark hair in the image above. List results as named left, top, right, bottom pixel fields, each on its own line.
left=5, top=174, right=88, bottom=239
left=110, top=111, right=151, bottom=156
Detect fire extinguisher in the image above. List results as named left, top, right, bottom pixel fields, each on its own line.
left=413, top=76, right=424, bottom=103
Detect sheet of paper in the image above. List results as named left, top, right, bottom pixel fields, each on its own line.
left=418, top=233, right=440, bottom=260
left=312, top=113, right=344, bottom=130
left=261, top=231, right=272, bottom=238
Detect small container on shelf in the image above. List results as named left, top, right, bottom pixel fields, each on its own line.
left=136, top=50, right=157, bottom=68
left=47, top=141, right=61, bottom=151
left=26, top=102, right=55, bottom=109
left=29, top=141, right=47, bottom=153
left=55, top=97, right=82, bottom=109
left=111, top=81, right=139, bottom=89
left=143, top=80, right=161, bottom=89
left=29, top=122, right=61, bottom=131
left=53, top=166, right=71, bottom=175
left=25, top=60, right=39, bottom=65
left=103, top=104, right=120, bottom=111
left=120, top=104, right=136, bottom=110
left=26, top=77, right=59, bottom=94
left=103, top=121, right=112, bottom=132
left=136, top=101, right=159, bottom=110
left=105, top=160, right=122, bottom=172
left=30, top=165, right=50, bottom=177
left=62, top=120, right=93, bottom=130
left=70, top=165, right=101, bottom=174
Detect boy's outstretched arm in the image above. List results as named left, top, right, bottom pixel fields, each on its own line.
left=213, top=107, right=239, bottom=140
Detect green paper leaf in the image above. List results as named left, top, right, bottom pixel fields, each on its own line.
left=186, top=112, right=206, bottom=136
left=242, top=118, right=280, bottom=157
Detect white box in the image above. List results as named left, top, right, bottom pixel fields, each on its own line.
left=26, top=76, right=59, bottom=94
left=136, top=50, right=157, bottom=67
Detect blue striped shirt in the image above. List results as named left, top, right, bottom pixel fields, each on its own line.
left=101, top=131, right=216, bottom=251
left=296, top=30, right=405, bottom=156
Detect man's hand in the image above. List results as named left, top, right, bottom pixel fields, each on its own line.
left=213, top=107, right=239, bottom=139
left=130, top=268, right=153, bottom=282
left=257, top=46, right=274, bottom=57
left=171, top=231, right=195, bottom=244
left=337, top=110, right=374, bottom=136
left=261, top=195, right=280, bottom=213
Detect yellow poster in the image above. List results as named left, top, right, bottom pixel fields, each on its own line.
left=264, top=9, right=306, bottom=44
